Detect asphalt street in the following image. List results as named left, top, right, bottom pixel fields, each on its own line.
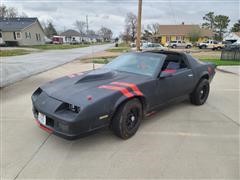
left=1, top=62, right=239, bottom=179
left=0, top=44, right=113, bottom=87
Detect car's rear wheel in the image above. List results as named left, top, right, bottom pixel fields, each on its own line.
left=172, top=45, right=176, bottom=48
left=190, top=79, right=210, bottom=105
left=112, top=99, right=142, bottom=139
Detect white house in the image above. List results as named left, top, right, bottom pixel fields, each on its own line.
left=60, top=29, right=82, bottom=44
left=224, top=32, right=240, bottom=43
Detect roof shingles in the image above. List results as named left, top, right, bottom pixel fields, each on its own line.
left=0, top=17, right=37, bottom=32
left=154, top=24, right=213, bottom=37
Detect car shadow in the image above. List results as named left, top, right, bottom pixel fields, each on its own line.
left=48, top=99, right=192, bottom=148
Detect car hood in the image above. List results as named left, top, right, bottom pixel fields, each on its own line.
left=40, top=68, right=149, bottom=106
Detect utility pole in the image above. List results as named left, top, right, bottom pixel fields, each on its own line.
left=86, top=15, right=89, bottom=34
left=136, top=0, right=142, bottom=51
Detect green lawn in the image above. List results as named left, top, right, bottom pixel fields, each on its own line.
left=106, top=43, right=131, bottom=53
left=0, top=49, right=30, bottom=57
left=83, top=56, right=240, bottom=66
left=81, top=56, right=116, bottom=64
left=26, top=44, right=89, bottom=50
left=200, top=58, right=240, bottom=66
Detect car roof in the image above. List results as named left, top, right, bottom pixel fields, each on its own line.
left=142, top=50, right=185, bottom=56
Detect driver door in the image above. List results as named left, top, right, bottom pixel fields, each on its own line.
left=155, top=55, right=194, bottom=105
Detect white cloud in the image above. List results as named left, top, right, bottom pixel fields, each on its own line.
left=2, top=0, right=239, bottom=36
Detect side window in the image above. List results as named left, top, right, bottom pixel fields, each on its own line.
left=161, top=55, right=188, bottom=73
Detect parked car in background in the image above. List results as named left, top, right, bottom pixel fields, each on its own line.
left=130, top=42, right=136, bottom=47
left=198, top=40, right=224, bottom=50
left=169, top=40, right=192, bottom=48
left=44, top=37, right=52, bottom=44
left=142, top=43, right=167, bottom=51
left=224, top=41, right=240, bottom=50
left=52, top=36, right=63, bottom=44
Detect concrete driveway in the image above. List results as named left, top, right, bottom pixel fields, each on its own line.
left=0, top=44, right=112, bottom=87
left=1, top=62, right=239, bottom=179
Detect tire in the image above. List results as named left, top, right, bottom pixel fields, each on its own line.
left=112, top=98, right=142, bottom=139
left=186, top=45, right=191, bottom=49
left=201, top=45, right=207, bottom=49
left=172, top=45, right=176, bottom=48
left=190, top=79, right=210, bottom=105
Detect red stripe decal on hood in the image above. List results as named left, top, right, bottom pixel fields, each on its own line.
left=111, top=82, right=143, bottom=96
left=99, top=85, right=134, bottom=98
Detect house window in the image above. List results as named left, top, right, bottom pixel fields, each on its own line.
left=13, top=32, right=16, bottom=40
left=25, top=32, right=31, bottom=39
left=15, top=32, right=21, bottom=39
left=36, top=34, right=41, bottom=41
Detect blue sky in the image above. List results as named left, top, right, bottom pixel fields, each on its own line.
left=2, top=0, right=239, bottom=36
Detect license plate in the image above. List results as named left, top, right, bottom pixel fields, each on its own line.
left=38, top=112, right=46, bottom=125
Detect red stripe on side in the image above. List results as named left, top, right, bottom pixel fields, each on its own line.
left=111, top=82, right=143, bottom=96
left=35, top=119, right=53, bottom=133
left=146, top=111, right=156, bottom=117
left=99, top=85, right=134, bottom=98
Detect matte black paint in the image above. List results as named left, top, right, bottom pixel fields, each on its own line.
left=32, top=51, right=216, bottom=139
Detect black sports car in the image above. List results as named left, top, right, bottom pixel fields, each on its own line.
left=32, top=51, right=216, bottom=140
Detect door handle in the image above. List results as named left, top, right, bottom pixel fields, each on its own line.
left=188, top=74, right=193, bottom=77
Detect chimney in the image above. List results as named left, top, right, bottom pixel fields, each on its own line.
left=182, top=22, right=184, bottom=25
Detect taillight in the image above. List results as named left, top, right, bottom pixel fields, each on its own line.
left=208, top=66, right=213, bottom=74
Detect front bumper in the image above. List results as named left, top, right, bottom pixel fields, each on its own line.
left=33, top=107, right=95, bottom=140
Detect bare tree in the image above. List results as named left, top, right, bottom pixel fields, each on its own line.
left=125, top=12, right=137, bottom=42
left=0, top=4, right=8, bottom=17
left=0, top=5, right=18, bottom=18
left=7, top=7, right=18, bottom=17
left=147, top=23, right=160, bottom=35
left=98, top=27, right=113, bottom=41
left=121, top=26, right=131, bottom=43
left=74, top=20, right=86, bottom=35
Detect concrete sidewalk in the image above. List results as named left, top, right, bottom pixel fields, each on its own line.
left=217, top=66, right=240, bottom=75
left=0, top=44, right=113, bottom=87
left=1, top=64, right=239, bottom=179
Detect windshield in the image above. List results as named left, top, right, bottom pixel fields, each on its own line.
left=104, top=53, right=165, bottom=77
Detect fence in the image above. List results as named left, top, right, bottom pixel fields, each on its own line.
left=221, top=47, right=240, bottom=61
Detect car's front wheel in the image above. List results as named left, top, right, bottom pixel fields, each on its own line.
left=190, top=79, right=210, bottom=105
left=112, top=99, right=142, bottom=139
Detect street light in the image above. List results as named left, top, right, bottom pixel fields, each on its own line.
left=136, top=0, right=142, bottom=51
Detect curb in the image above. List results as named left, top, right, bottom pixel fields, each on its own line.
left=216, top=67, right=239, bottom=75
